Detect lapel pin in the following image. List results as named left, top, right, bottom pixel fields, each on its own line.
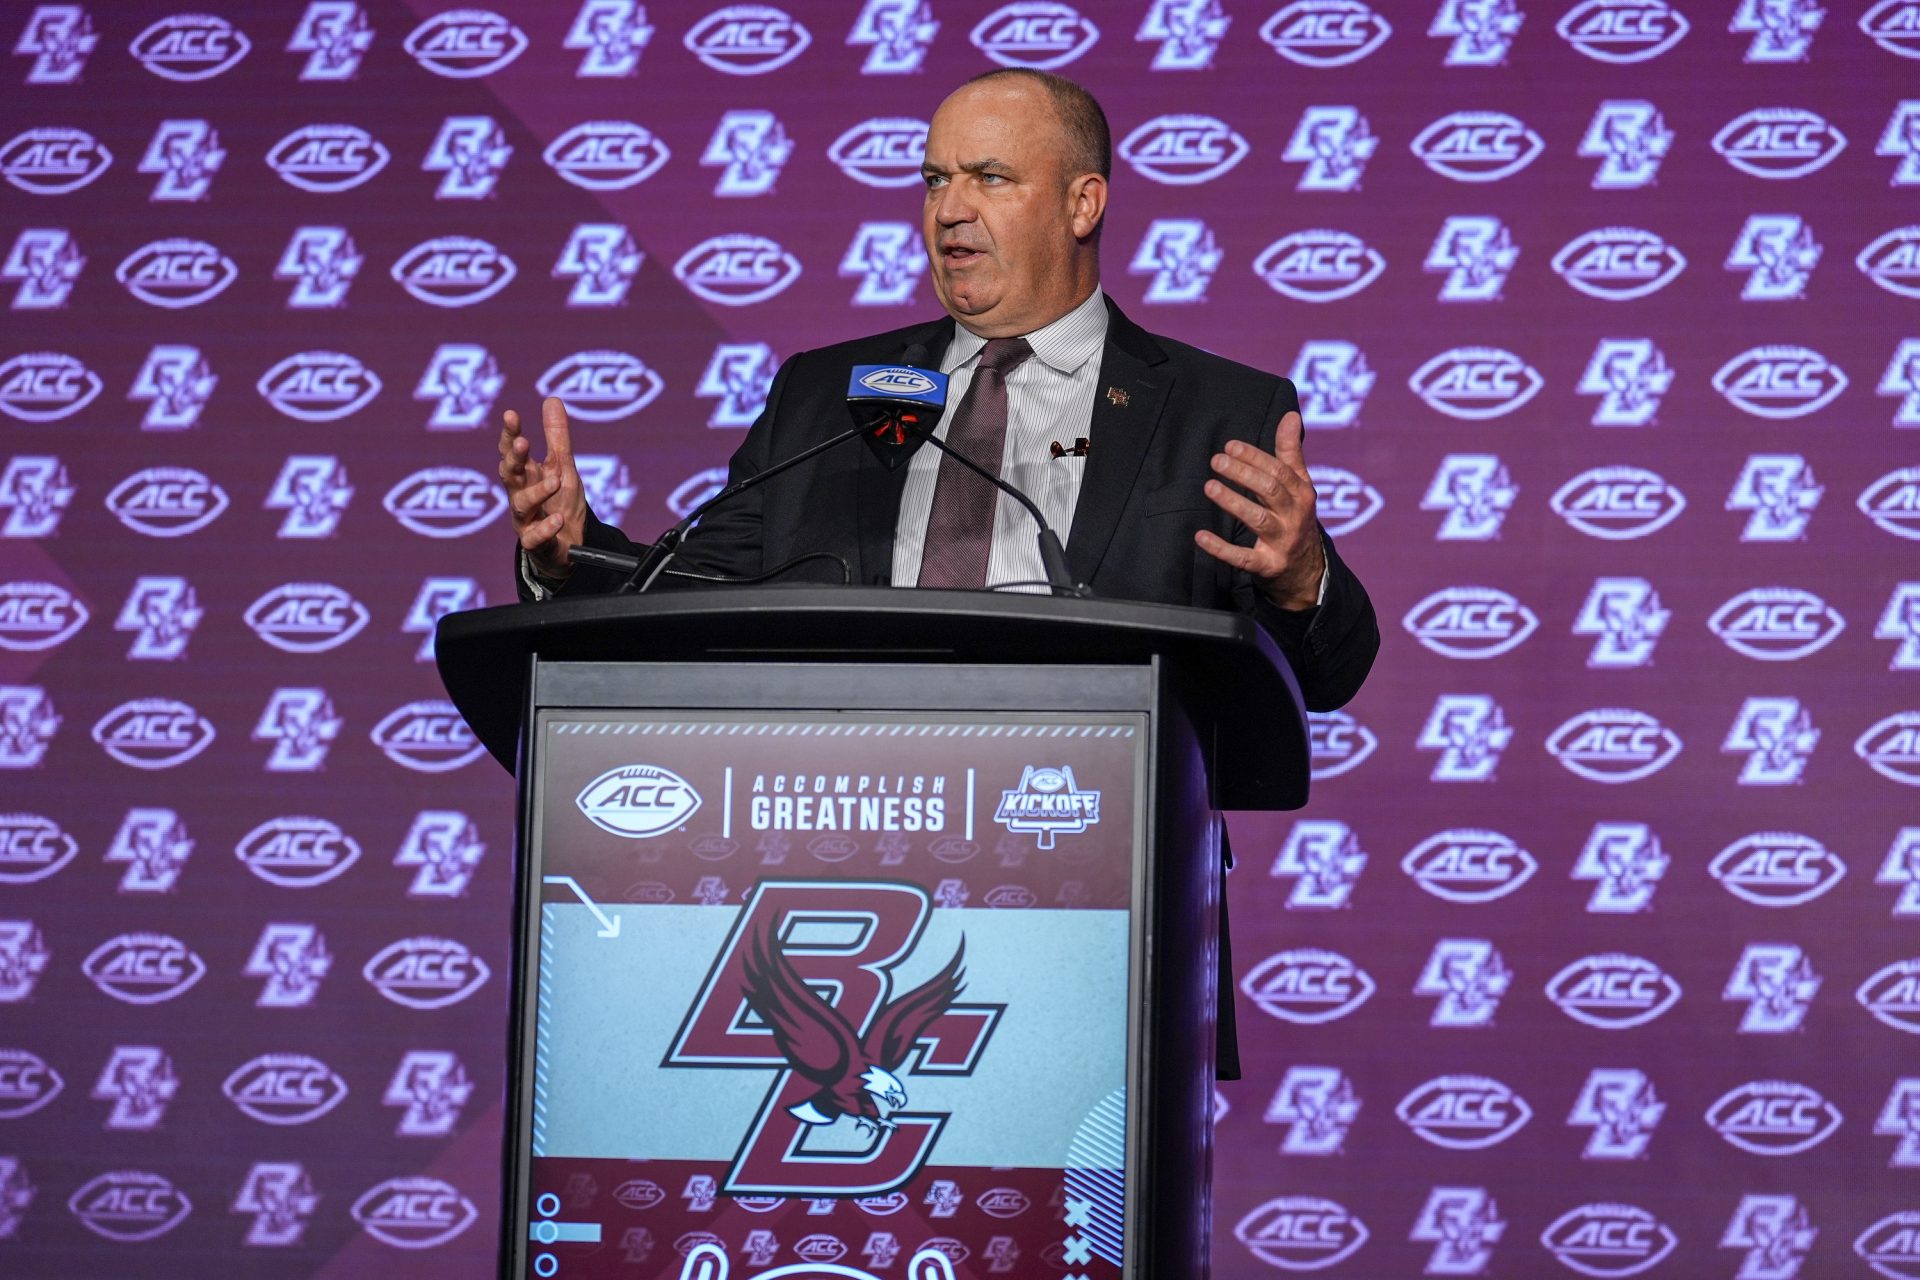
left=1105, top=386, right=1129, bottom=408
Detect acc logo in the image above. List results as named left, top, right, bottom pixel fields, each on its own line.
left=1403, top=587, right=1537, bottom=659
left=1547, top=708, right=1682, bottom=783
left=1713, top=345, right=1846, bottom=419
left=1712, top=832, right=1846, bottom=906
left=1411, top=111, right=1543, bottom=182
left=1709, top=566, right=1805, bottom=638
left=69, top=1170, right=191, bottom=1242
left=795, top=1234, right=849, bottom=1262
left=858, top=367, right=935, bottom=396
left=1235, top=1197, right=1368, bottom=1271
left=613, top=1179, right=665, bottom=1210
left=1309, top=466, right=1382, bottom=536
left=237, top=817, right=361, bottom=888
left=1402, top=829, right=1535, bottom=903
left=383, top=467, right=504, bottom=538
left=1860, top=227, right=1920, bottom=300
left=1861, top=467, right=1920, bottom=541
left=971, top=3, right=1099, bottom=67
left=1410, top=348, right=1542, bottom=420
left=370, top=700, right=482, bottom=773
left=0, top=352, right=101, bottom=422
left=1261, top=1, right=1390, bottom=65
left=363, top=937, right=490, bottom=1010
left=1707, top=1080, right=1842, bottom=1155
left=391, top=235, right=515, bottom=307
left=1553, top=227, right=1686, bottom=300
left=1858, top=712, right=1920, bottom=786
left=1290, top=341, right=1375, bottom=429
left=0, top=126, right=112, bottom=194
left=267, top=124, right=390, bottom=192
left=537, top=350, right=663, bottom=421
left=1856, top=1210, right=1920, bottom=1279
left=828, top=118, right=928, bottom=188
left=116, top=238, right=238, bottom=309
left=1541, top=1204, right=1677, bottom=1277
left=0, top=812, right=78, bottom=883
left=131, top=14, right=250, bottom=80
left=1307, top=709, right=1377, bottom=778
left=1119, top=115, right=1248, bottom=187
left=0, top=1047, right=62, bottom=1118
left=245, top=583, right=368, bottom=653
left=1863, top=1, right=1920, bottom=59
left=577, top=764, right=702, bottom=838
left=351, top=1175, right=478, bottom=1249
left=91, top=698, right=215, bottom=769
left=1416, top=694, right=1513, bottom=782
left=223, top=1053, right=348, bottom=1125
left=1255, top=230, right=1385, bottom=302
left=1858, top=958, right=1920, bottom=1032
left=673, top=234, right=801, bottom=306
left=1241, top=948, right=1375, bottom=1024
left=978, top=1188, right=1030, bottom=1219
left=0, top=581, right=87, bottom=652
left=83, top=932, right=206, bottom=1004
left=1397, top=1075, right=1531, bottom=1150
left=1551, top=466, right=1685, bottom=540
left=258, top=351, right=381, bottom=423
left=683, top=5, right=811, bottom=74
left=1714, top=108, right=1847, bottom=179
left=545, top=120, right=669, bottom=190
left=405, top=8, right=526, bottom=77
left=1547, top=954, right=1681, bottom=1029
left=1557, top=0, right=1689, bottom=62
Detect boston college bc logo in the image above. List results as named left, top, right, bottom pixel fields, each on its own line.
left=663, top=880, right=1002, bottom=1196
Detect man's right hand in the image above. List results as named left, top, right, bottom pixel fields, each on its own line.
left=498, top=396, right=584, bottom=582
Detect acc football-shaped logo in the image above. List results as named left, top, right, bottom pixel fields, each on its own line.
left=0, top=581, right=89, bottom=652
left=222, top=1053, right=349, bottom=1126
left=1711, top=832, right=1846, bottom=906
left=0, top=1047, right=63, bottom=1118
left=131, top=14, right=250, bottom=81
left=91, top=698, right=216, bottom=769
left=1860, top=467, right=1920, bottom=541
left=536, top=350, right=663, bottom=421
left=1855, top=1210, right=1920, bottom=1278
left=1858, top=958, right=1920, bottom=1033
left=829, top=118, right=928, bottom=188
left=351, top=1175, right=478, bottom=1248
left=971, top=3, right=1100, bottom=68
left=105, top=467, right=229, bottom=538
left=1401, top=829, right=1536, bottom=903
left=0, top=813, right=79, bottom=883
left=1118, top=115, right=1248, bottom=186
left=683, top=5, right=812, bottom=74
left=370, top=700, right=483, bottom=773
left=1260, top=1, right=1391, bottom=66
left=1708, top=587, right=1846, bottom=661
left=1309, top=466, right=1383, bottom=536
left=69, top=1170, right=192, bottom=1242
left=1553, top=227, right=1686, bottom=300
left=267, top=123, right=391, bottom=193
left=1714, top=108, right=1848, bottom=179
left=613, top=1179, right=666, bottom=1210
left=1397, top=1074, right=1531, bottom=1150
left=116, top=238, right=238, bottom=309
left=1409, top=348, right=1542, bottom=420
left=1307, top=709, right=1377, bottom=778
left=1240, top=948, right=1375, bottom=1024
left=1235, top=1197, right=1369, bottom=1272
left=0, top=127, right=113, bottom=195
left=391, top=235, right=515, bottom=307
left=1858, top=712, right=1920, bottom=786
left=1557, top=0, right=1690, bottom=62
left=244, top=582, right=369, bottom=654
left=576, top=764, right=703, bottom=838
left=236, top=817, right=362, bottom=888
left=0, top=352, right=103, bottom=422
left=363, top=937, right=490, bottom=1010
left=1254, top=230, right=1385, bottom=302
left=544, top=120, right=671, bottom=190
left=1541, top=1204, right=1678, bottom=1277
left=1547, top=708, right=1682, bottom=782
left=673, top=234, right=802, bottom=305
left=1403, top=587, right=1538, bottom=659
left=1859, top=226, right=1920, bottom=300
left=1546, top=954, right=1682, bottom=1029
left=1550, top=466, right=1686, bottom=540
left=82, top=932, right=207, bottom=1004
left=1706, top=1080, right=1842, bottom=1155
left=258, top=351, right=382, bottom=423
left=1410, top=111, right=1543, bottom=182
left=383, top=467, right=505, bottom=538
left=1712, top=345, right=1847, bottom=419
left=404, top=8, right=527, bottom=77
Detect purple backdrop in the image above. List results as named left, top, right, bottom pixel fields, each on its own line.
left=3, top=0, right=1919, bottom=1276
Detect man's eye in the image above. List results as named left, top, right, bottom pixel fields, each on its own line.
left=923, top=174, right=945, bottom=190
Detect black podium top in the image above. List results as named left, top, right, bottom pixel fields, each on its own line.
left=436, top=586, right=1310, bottom=810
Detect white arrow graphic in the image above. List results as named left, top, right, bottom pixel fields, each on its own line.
left=542, top=875, right=622, bottom=938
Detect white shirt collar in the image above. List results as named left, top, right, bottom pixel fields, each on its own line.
left=942, top=289, right=1109, bottom=376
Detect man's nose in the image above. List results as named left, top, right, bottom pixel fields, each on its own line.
left=929, top=183, right=975, bottom=226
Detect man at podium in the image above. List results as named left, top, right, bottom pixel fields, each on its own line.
left=497, top=68, right=1377, bottom=713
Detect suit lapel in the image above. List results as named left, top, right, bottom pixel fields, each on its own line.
left=1065, top=302, right=1170, bottom=586
left=855, top=317, right=955, bottom=584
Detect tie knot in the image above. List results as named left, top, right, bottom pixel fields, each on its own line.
left=976, top=337, right=1032, bottom=378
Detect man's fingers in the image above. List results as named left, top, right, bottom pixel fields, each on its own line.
left=1211, top=448, right=1298, bottom=507
left=519, top=510, right=566, bottom=552
left=1204, top=478, right=1282, bottom=535
left=1195, top=527, right=1260, bottom=572
left=1273, top=410, right=1307, bottom=469
left=541, top=397, right=573, bottom=466
left=510, top=470, right=561, bottom=520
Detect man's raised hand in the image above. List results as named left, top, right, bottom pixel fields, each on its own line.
left=1195, top=409, right=1326, bottom=611
left=497, top=396, right=584, bottom=581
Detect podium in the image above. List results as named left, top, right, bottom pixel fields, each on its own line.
left=437, top=587, right=1309, bottom=1280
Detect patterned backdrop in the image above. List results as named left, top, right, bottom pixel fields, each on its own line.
left=2, top=0, right=1918, bottom=1276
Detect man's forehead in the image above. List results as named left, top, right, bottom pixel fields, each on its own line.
left=928, top=81, right=1059, bottom=153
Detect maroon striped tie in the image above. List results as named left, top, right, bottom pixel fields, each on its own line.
left=917, top=337, right=1033, bottom=589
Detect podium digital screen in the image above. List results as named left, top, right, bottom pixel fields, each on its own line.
left=513, top=708, right=1147, bottom=1280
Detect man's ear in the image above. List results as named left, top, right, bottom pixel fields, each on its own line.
left=1068, top=172, right=1108, bottom=242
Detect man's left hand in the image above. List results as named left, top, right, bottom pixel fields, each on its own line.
left=1195, top=409, right=1325, bottom=611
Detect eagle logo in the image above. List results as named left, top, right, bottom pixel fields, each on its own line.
left=741, top=924, right=966, bottom=1136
